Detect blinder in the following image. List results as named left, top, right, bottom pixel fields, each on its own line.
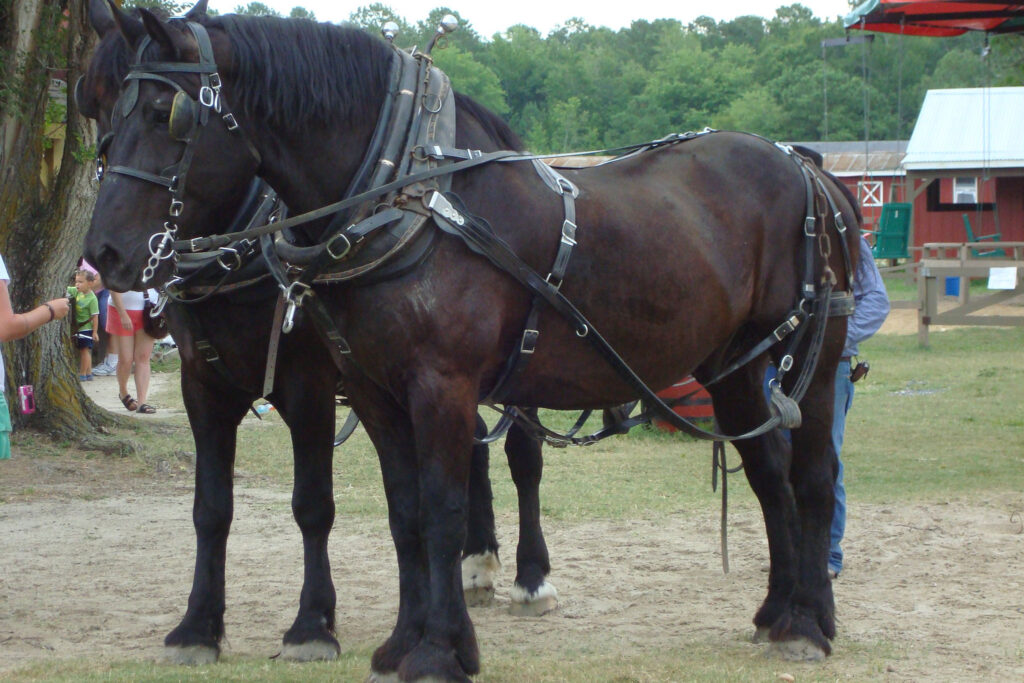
left=169, top=90, right=199, bottom=141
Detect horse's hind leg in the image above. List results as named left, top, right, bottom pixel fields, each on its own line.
left=273, top=368, right=342, bottom=661
left=463, top=414, right=501, bottom=607
left=504, top=411, right=557, bottom=616
left=703, top=362, right=806, bottom=645
left=163, top=373, right=251, bottom=665
left=769, top=351, right=840, bottom=658
left=707, top=354, right=838, bottom=660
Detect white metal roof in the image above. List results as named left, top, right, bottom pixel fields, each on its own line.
left=903, top=87, right=1024, bottom=172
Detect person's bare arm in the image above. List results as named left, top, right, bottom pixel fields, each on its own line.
left=0, top=281, right=70, bottom=342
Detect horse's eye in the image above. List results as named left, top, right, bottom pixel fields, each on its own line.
left=153, top=110, right=170, bottom=125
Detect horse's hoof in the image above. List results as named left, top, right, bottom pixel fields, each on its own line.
left=365, top=671, right=401, bottom=683
left=751, top=626, right=771, bottom=643
left=279, top=640, right=340, bottom=661
left=462, top=552, right=499, bottom=607
left=769, top=637, right=828, bottom=661
left=464, top=584, right=495, bottom=607
left=508, top=581, right=558, bottom=616
left=163, top=644, right=219, bottom=665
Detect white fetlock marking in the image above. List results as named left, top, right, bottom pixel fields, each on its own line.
left=365, top=670, right=401, bottom=683
left=509, top=580, right=558, bottom=605
left=461, top=551, right=500, bottom=589
left=279, top=640, right=340, bottom=661
left=163, top=644, right=219, bottom=666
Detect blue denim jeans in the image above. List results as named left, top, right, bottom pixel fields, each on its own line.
left=831, top=360, right=854, bottom=574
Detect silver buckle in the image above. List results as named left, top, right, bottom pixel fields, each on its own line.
left=326, top=233, right=352, bottom=261
left=561, top=220, right=577, bottom=246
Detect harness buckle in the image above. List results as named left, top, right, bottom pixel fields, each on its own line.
left=556, top=177, right=575, bottom=195
left=520, top=329, right=539, bottom=354
left=804, top=216, right=816, bottom=237
left=772, top=314, right=801, bottom=341
left=199, top=85, right=216, bottom=109
left=560, top=219, right=577, bottom=246
left=169, top=198, right=184, bottom=217
left=216, top=247, right=242, bottom=271
left=222, top=113, right=239, bottom=131
left=326, top=233, right=353, bottom=261
left=779, top=354, right=794, bottom=372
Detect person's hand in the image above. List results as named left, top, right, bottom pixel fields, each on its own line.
left=93, top=329, right=99, bottom=341
left=118, top=310, right=132, bottom=330
left=46, top=297, right=70, bottom=320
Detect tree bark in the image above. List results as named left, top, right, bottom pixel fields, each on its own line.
left=0, top=0, right=123, bottom=440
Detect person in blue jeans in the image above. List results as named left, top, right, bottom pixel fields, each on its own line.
left=829, top=234, right=889, bottom=578
left=765, top=234, right=889, bottom=579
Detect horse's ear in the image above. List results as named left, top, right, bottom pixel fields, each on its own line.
left=138, top=8, right=183, bottom=60
left=184, top=0, right=209, bottom=21
left=104, top=0, right=145, bottom=47
left=87, top=0, right=115, bottom=37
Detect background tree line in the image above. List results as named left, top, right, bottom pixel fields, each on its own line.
left=132, top=1, right=1024, bottom=151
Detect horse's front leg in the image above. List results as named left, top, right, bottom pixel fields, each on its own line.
left=504, top=412, right=557, bottom=616
left=395, top=378, right=480, bottom=682
left=353, top=377, right=431, bottom=680
left=163, top=369, right=251, bottom=664
left=272, top=365, right=342, bottom=661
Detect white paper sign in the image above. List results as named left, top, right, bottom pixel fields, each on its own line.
left=987, top=267, right=1018, bottom=290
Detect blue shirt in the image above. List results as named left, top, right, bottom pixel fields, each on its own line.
left=844, top=235, right=890, bottom=358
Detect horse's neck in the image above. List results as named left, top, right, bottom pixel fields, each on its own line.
left=255, top=122, right=375, bottom=217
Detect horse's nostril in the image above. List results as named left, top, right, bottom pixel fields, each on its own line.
left=90, top=243, right=122, bottom=277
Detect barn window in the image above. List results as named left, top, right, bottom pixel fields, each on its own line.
left=953, top=176, right=978, bottom=204
left=858, top=180, right=883, bottom=208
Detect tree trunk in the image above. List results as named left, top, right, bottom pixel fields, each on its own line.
left=0, top=0, right=123, bottom=442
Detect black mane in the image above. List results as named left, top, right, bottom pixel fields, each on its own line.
left=85, top=13, right=523, bottom=153
left=208, top=15, right=392, bottom=133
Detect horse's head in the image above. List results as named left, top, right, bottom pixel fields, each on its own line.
left=81, top=0, right=260, bottom=291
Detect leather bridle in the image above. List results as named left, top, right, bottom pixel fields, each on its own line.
left=99, top=20, right=260, bottom=285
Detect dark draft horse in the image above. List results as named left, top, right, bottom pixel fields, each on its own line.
left=84, top=4, right=860, bottom=680
left=78, top=0, right=558, bottom=664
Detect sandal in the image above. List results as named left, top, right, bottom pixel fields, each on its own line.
left=120, top=394, right=139, bottom=412
left=136, top=403, right=157, bottom=415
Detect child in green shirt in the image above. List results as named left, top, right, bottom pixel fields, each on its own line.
left=67, top=270, right=100, bottom=381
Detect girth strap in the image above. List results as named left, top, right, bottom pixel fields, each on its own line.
left=485, top=166, right=580, bottom=404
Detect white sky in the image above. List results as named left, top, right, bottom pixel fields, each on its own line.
left=204, top=1, right=853, bottom=38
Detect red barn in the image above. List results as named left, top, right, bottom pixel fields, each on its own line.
left=901, top=87, right=1024, bottom=248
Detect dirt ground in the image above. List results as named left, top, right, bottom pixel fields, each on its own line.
left=1, top=304, right=1023, bottom=680
left=1, top=460, right=1022, bottom=680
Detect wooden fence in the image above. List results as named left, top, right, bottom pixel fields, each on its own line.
left=916, top=242, right=1024, bottom=346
